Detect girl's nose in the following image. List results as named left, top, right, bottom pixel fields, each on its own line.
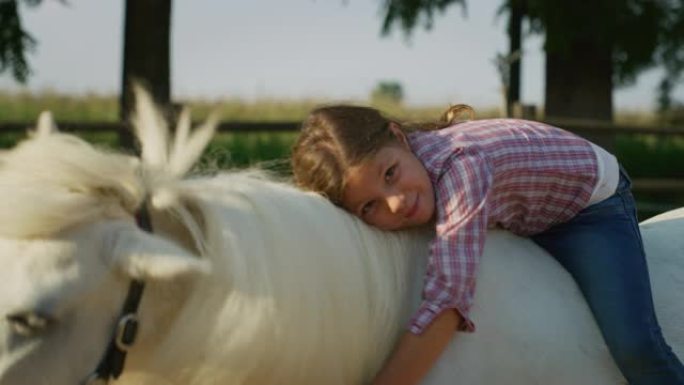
left=386, top=193, right=406, bottom=214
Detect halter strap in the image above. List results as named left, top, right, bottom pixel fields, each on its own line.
left=84, top=200, right=152, bottom=384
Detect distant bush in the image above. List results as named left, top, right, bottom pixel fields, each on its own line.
left=657, top=104, right=684, bottom=126
left=370, top=81, right=404, bottom=105
left=616, top=134, right=684, bottom=178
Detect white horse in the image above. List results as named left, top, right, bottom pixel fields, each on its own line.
left=0, top=90, right=682, bottom=385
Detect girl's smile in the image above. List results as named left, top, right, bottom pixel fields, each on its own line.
left=405, top=194, right=419, bottom=219
left=341, top=125, right=435, bottom=231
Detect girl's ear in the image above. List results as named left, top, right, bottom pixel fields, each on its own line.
left=388, top=122, right=410, bottom=149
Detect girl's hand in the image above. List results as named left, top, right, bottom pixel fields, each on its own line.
left=371, top=310, right=461, bottom=385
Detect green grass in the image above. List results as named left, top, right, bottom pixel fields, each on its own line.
left=0, top=131, right=119, bottom=150
left=2, top=90, right=682, bottom=176
left=0, top=91, right=502, bottom=123
left=0, top=89, right=674, bottom=125
left=3, top=126, right=683, bottom=219
left=0, top=91, right=119, bottom=122
left=2, top=90, right=683, bottom=178
left=2, top=91, right=683, bottom=218
left=197, top=132, right=296, bottom=173
left=614, top=134, right=684, bottom=218
left=616, top=134, right=684, bottom=178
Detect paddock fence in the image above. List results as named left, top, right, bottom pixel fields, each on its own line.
left=1, top=119, right=683, bottom=217
left=543, top=119, right=684, bottom=199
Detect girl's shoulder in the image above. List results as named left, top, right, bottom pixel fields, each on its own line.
left=430, top=118, right=576, bottom=140
left=408, top=118, right=586, bottom=159
left=450, top=118, right=548, bottom=130
left=408, top=119, right=521, bottom=141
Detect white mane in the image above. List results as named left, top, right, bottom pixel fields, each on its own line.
left=0, top=88, right=418, bottom=384
left=153, top=173, right=422, bottom=384
left=0, top=86, right=214, bottom=240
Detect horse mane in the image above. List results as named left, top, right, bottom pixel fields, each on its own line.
left=0, top=88, right=421, bottom=383
left=154, top=170, right=420, bottom=384
left=0, top=86, right=216, bottom=239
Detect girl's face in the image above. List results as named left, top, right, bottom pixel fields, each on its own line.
left=341, top=125, right=435, bottom=231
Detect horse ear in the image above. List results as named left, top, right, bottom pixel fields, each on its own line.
left=109, top=225, right=209, bottom=281
left=32, top=111, right=59, bottom=137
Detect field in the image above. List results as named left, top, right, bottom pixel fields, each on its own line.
left=1, top=91, right=683, bottom=218
left=0, top=90, right=476, bottom=123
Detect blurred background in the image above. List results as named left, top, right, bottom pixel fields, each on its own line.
left=1, top=0, right=683, bottom=218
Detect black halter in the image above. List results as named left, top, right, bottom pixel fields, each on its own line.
left=83, top=201, right=153, bottom=385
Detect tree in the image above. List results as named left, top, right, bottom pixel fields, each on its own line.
left=119, top=0, right=172, bottom=149
left=521, top=0, right=673, bottom=121
left=506, top=0, right=524, bottom=117
left=0, top=0, right=172, bottom=149
left=0, top=0, right=41, bottom=83
left=379, top=0, right=467, bottom=35
left=380, top=0, right=684, bottom=122
left=380, top=0, right=523, bottom=117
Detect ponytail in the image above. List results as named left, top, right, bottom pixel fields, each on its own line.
left=441, top=104, right=475, bottom=125
left=404, top=103, right=475, bottom=132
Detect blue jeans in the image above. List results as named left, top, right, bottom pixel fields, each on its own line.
left=532, top=168, right=684, bottom=385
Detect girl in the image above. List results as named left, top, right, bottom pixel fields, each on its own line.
left=290, top=104, right=684, bottom=385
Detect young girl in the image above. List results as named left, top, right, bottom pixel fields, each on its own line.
left=290, top=104, right=684, bottom=385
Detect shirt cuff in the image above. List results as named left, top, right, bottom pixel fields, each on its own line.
left=408, top=300, right=476, bottom=335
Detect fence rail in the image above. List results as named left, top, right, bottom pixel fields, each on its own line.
left=1, top=119, right=683, bottom=199
left=0, top=121, right=302, bottom=133
left=3, top=119, right=684, bottom=135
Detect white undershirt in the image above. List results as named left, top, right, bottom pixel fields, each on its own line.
left=586, top=142, right=620, bottom=206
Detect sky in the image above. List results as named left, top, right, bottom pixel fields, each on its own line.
left=0, top=0, right=681, bottom=111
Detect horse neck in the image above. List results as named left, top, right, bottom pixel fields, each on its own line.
left=125, top=262, right=237, bottom=384
left=123, top=197, right=217, bottom=376
left=123, top=176, right=431, bottom=384
left=125, top=184, right=256, bottom=382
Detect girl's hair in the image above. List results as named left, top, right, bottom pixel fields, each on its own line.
left=290, top=104, right=474, bottom=205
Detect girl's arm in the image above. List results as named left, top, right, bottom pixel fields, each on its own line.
left=371, top=310, right=461, bottom=385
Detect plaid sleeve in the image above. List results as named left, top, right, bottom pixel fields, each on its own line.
left=409, top=150, right=491, bottom=335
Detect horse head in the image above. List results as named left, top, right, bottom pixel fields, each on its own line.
left=0, top=87, right=214, bottom=385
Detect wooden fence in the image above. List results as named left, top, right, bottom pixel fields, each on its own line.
left=1, top=119, right=683, bottom=201
left=542, top=119, right=684, bottom=195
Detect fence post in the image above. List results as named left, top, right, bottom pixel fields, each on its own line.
left=512, top=103, right=537, bottom=120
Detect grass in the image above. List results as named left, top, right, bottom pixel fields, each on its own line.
left=0, top=91, right=119, bottom=122
left=0, top=90, right=504, bottom=123
left=197, top=132, right=296, bottom=173
left=4, top=127, right=681, bottom=219
left=2, top=90, right=683, bottom=218
left=614, top=134, right=684, bottom=218
left=616, top=135, right=684, bottom=178
left=3, top=91, right=683, bottom=173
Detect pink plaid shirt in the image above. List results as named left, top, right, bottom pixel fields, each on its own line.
left=406, top=119, right=598, bottom=334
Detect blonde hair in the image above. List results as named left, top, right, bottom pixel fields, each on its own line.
left=290, top=104, right=474, bottom=205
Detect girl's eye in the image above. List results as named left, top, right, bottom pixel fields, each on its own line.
left=384, top=164, right=397, bottom=182
left=361, top=201, right=375, bottom=216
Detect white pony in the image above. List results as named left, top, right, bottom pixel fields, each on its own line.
left=0, top=89, right=682, bottom=385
